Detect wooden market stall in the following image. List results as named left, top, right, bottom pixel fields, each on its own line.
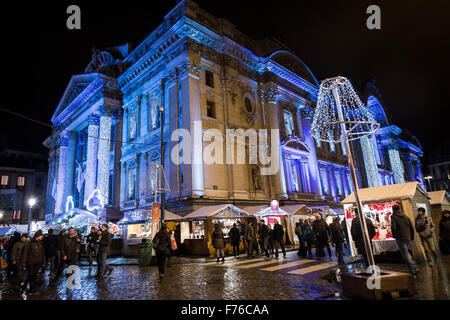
left=428, top=190, right=450, bottom=237
left=341, top=181, right=431, bottom=264
left=181, top=204, right=253, bottom=256
left=281, top=204, right=313, bottom=245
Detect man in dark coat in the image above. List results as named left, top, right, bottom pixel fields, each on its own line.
left=258, top=220, right=270, bottom=259
left=62, top=227, right=79, bottom=267
left=273, top=220, right=286, bottom=258
left=313, top=214, right=329, bottom=260
left=55, top=229, right=66, bottom=277
left=43, top=229, right=58, bottom=277
left=415, top=207, right=437, bottom=266
left=153, top=225, right=172, bottom=280
left=97, top=224, right=113, bottom=277
left=22, top=230, right=46, bottom=294
left=86, top=227, right=99, bottom=269
left=6, top=232, right=21, bottom=279
left=244, top=221, right=255, bottom=259
left=228, top=223, right=241, bottom=257
left=351, top=210, right=376, bottom=267
left=11, top=233, right=29, bottom=284
left=390, top=204, right=417, bottom=275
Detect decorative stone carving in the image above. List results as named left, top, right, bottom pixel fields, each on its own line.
left=88, top=114, right=100, bottom=126
left=258, top=87, right=279, bottom=103
left=187, top=57, right=202, bottom=76
left=251, top=164, right=263, bottom=191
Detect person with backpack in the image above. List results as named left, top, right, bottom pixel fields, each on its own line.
left=21, top=230, right=46, bottom=294
left=390, top=204, right=417, bottom=276
left=43, top=229, right=58, bottom=278
left=415, top=207, right=438, bottom=267
left=153, top=224, right=172, bottom=280
left=301, top=220, right=315, bottom=258
left=11, top=233, right=29, bottom=285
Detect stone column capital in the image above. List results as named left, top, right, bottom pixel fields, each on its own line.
left=88, top=114, right=100, bottom=126
left=99, top=105, right=113, bottom=116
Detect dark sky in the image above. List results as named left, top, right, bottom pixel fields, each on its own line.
left=2, top=0, right=450, bottom=163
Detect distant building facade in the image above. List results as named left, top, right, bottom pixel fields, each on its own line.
left=0, top=149, right=48, bottom=226
left=44, top=0, right=424, bottom=219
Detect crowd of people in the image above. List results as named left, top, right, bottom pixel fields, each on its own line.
left=0, top=224, right=113, bottom=294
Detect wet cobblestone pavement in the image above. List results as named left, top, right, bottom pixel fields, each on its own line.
left=0, top=251, right=448, bottom=300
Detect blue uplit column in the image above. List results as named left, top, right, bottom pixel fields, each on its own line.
left=120, top=162, right=127, bottom=208
left=84, top=114, right=100, bottom=206
left=387, top=144, right=405, bottom=184
left=55, top=135, right=69, bottom=214
left=96, top=107, right=112, bottom=205
left=122, top=108, right=129, bottom=144
left=64, top=131, right=77, bottom=204
left=360, top=135, right=382, bottom=187
left=261, top=83, right=288, bottom=199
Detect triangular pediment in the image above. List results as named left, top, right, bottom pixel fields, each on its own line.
left=51, top=73, right=102, bottom=125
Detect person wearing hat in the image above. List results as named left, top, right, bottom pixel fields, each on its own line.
left=21, top=230, right=46, bottom=294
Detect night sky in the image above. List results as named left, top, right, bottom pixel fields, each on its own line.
left=2, top=0, right=449, bottom=164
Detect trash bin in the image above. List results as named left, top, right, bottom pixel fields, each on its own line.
left=138, top=239, right=153, bottom=267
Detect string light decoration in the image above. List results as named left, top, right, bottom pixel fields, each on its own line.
left=310, top=76, right=380, bottom=268
left=360, top=135, right=382, bottom=187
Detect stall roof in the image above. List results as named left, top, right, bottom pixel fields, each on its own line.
left=341, top=182, right=430, bottom=204
left=183, top=204, right=250, bottom=219
left=0, top=227, right=12, bottom=235
left=242, top=205, right=289, bottom=217
left=281, top=204, right=312, bottom=215
left=429, top=190, right=449, bottom=205
left=164, top=210, right=183, bottom=221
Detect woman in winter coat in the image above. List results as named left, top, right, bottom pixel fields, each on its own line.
left=212, top=224, right=225, bottom=262
left=301, top=220, right=315, bottom=258
left=330, top=217, right=346, bottom=265
left=440, top=210, right=450, bottom=254
left=228, top=223, right=241, bottom=257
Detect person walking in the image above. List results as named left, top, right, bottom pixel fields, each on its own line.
left=62, top=227, right=79, bottom=267
left=267, top=224, right=274, bottom=255
left=258, top=220, right=271, bottom=259
left=244, top=221, right=255, bottom=259
left=239, top=221, right=247, bottom=252
left=10, top=233, right=28, bottom=285
left=212, top=224, right=225, bottom=263
left=74, top=229, right=82, bottom=265
left=439, top=210, right=450, bottom=255
left=390, top=204, right=417, bottom=276
left=55, top=229, right=66, bottom=278
left=341, top=218, right=351, bottom=255
left=351, top=209, right=376, bottom=267
left=330, top=217, right=345, bottom=265
left=43, top=229, right=58, bottom=278
left=302, top=220, right=315, bottom=258
left=273, top=220, right=286, bottom=258
left=5, top=232, right=21, bottom=280
left=153, top=225, right=172, bottom=280
left=313, top=214, right=329, bottom=260
left=97, top=224, right=113, bottom=277
left=86, top=227, right=99, bottom=269
left=228, top=223, right=241, bottom=257
left=21, top=230, right=46, bottom=294
left=415, top=207, right=438, bottom=266
left=295, top=221, right=304, bottom=256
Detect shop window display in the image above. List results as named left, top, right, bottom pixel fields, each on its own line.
left=127, top=222, right=152, bottom=239
left=190, top=220, right=205, bottom=239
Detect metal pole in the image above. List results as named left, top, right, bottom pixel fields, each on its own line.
left=160, top=79, right=165, bottom=223
left=332, top=82, right=375, bottom=268
left=27, top=206, right=32, bottom=233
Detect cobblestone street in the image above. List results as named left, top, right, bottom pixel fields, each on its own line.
left=0, top=251, right=449, bottom=300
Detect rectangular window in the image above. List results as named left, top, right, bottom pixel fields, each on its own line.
left=341, top=141, right=347, bottom=156
left=206, top=101, right=216, bottom=119
left=1, top=175, right=8, bottom=186
left=129, top=112, right=137, bottom=142
left=17, top=176, right=25, bottom=187
left=13, top=210, right=21, bottom=221
left=334, top=171, right=342, bottom=196
left=283, top=110, right=295, bottom=136
left=205, top=70, right=214, bottom=88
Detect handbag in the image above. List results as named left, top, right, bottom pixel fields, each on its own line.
left=0, top=257, right=7, bottom=269
left=171, top=238, right=178, bottom=250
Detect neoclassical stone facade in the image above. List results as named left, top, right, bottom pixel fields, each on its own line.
left=44, top=0, right=423, bottom=219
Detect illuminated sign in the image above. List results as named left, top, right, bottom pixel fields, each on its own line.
left=271, top=199, right=279, bottom=211
left=87, top=189, right=104, bottom=211
left=65, top=196, right=75, bottom=213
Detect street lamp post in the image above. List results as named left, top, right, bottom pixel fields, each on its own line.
left=424, top=176, right=433, bottom=191
left=27, top=198, right=36, bottom=233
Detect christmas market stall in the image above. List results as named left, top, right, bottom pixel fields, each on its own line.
left=118, top=209, right=181, bottom=257
left=341, top=181, right=430, bottom=264
left=181, top=204, right=253, bottom=256
left=429, top=190, right=450, bottom=238
left=281, top=204, right=313, bottom=245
